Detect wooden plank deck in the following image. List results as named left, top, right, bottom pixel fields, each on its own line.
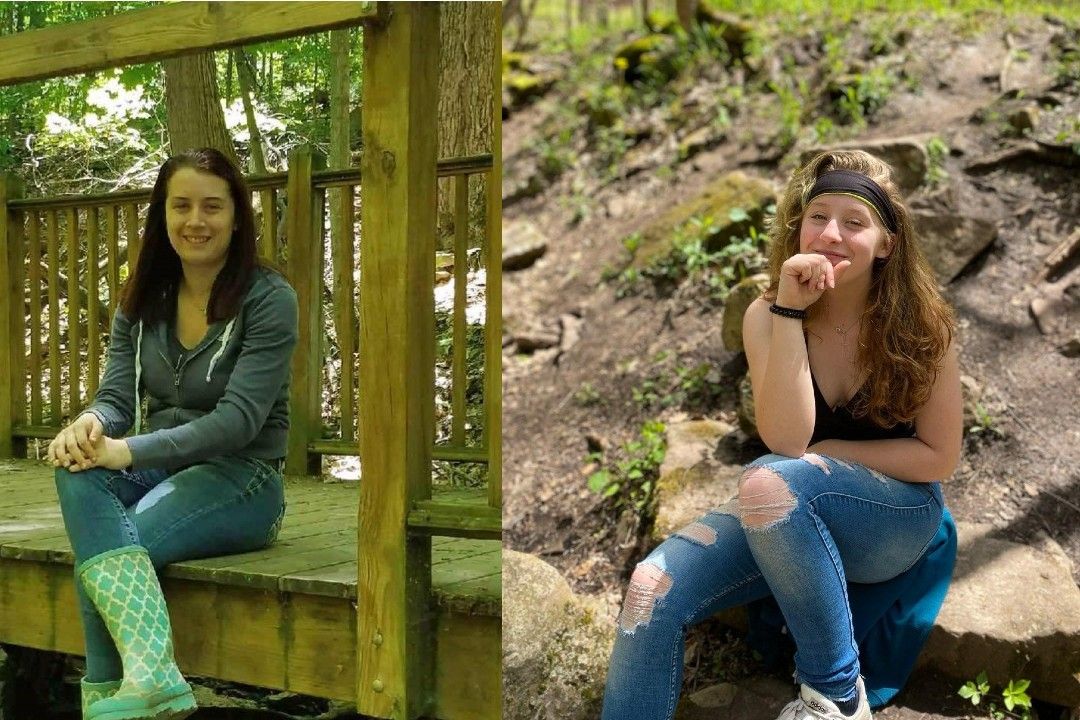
left=0, top=459, right=500, bottom=718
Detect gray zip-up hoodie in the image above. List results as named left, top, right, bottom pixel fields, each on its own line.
left=85, top=266, right=298, bottom=471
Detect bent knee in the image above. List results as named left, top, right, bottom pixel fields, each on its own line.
left=617, top=562, right=674, bottom=634
left=737, top=466, right=797, bottom=529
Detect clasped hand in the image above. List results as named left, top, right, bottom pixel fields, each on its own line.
left=46, top=413, right=132, bottom=472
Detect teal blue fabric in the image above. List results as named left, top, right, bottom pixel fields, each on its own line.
left=746, top=507, right=957, bottom=708
left=84, top=266, right=297, bottom=471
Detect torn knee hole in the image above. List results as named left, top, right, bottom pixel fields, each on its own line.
left=674, top=520, right=718, bottom=546
left=802, top=453, right=831, bottom=474
left=738, top=467, right=797, bottom=528
left=617, top=563, right=673, bottom=633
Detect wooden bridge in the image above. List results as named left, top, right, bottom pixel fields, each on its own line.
left=0, top=4, right=501, bottom=719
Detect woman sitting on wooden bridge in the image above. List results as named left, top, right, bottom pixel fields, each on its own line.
left=46, top=147, right=299, bottom=720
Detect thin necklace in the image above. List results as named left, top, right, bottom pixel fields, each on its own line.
left=826, top=302, right=862, bottom=349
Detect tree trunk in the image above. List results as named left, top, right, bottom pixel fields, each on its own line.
left=437, top=2, right=496, bottom=250
left=676, top=0, right=698, bottom=32
left=225, top=49, right=233, bottom=102
left=327, top=28, right=359, bottom=370
left=512, top=0, right=541, bottom=52
left=565, top=0, right=573, bottom=46
left=234, top=49, right=267, bottom=174
left=162, top=52, right=236, bottom=162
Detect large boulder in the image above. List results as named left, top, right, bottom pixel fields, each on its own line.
left=503, top=550, right=616, bottom=720
left=800, top=136, right=932, bottom=196
left=631, top=172, right=776, bottom=271
left=913, top=212, right=998, bottom=283
left=653, top=420, right=742, bottom=542
left=918, top=523, right=1080, bottom=706
left=736, top=374, right=758, bottom=440
left=723, top=273, right=770, bottom=352
left=503, top=220, right=549, bottom=271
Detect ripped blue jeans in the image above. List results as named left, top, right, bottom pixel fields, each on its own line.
left=54, top=455, right=286, bottom=682
left=601, top=453, right=943, bottom=720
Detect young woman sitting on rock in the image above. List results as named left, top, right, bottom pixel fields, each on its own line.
left=601, top=149, right=962, bottom=720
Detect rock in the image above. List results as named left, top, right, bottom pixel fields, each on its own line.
left=723, top=274, right=770, bottom=352
left=736, top=373, right=758, bottom=440
left=678, top=676, right=793, bottom=720
left=514, top=331, right=560, bottom=353
left=614, top=34, right=679, bottom=84
left=504, top=70, right=558, bottom=109
left=912, top=212, right=997, bottom=283
left=645, top=10, right=680, bottom=35
left=503, top=220, right=549, bottom=271
left=919, top=522, right=1080, bottom=707
left=653, top=420, right=740, bottom=541
left=1060, top=336, right=1080, bottom=358
left=800, top=136, right=931, bottom=195
left=694, top=8, right=755, bottom=59
left=503, top=550, right=616, bottom=720
left=559, top=313, right=584, bottom=353
left=679, top=124, right=726, bottom=162
left=1008, top=105, right=1040, bottom=133
left=631, top=171, right=776, bottom=271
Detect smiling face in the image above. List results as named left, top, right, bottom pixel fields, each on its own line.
left=798, top=193, right=893, bottom=282
left=165, top=167, right=235, bottom=274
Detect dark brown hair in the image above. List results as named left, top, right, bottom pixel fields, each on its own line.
left=120, top=147, right=266, bottom=325
left=763, top=149, right=955, bottom=427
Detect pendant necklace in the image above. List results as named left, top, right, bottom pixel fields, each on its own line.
left=826, top=301, right=862, bottom=350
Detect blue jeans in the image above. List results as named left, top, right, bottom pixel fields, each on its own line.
left=601, top=453, right=943, bottom=720
left=54, top=455, right=286, bottom=682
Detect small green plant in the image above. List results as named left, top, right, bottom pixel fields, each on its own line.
left=926, top=136, right=949, bottom=187
left=968, top=402, right=1005, bottom=439
left=587, top=420, right=667, bottom=514
left=574, top=382, right=602, bottom=407
left=835, top=67, right=897, bottom=127
left=958, top=672, right=1032, bottom=720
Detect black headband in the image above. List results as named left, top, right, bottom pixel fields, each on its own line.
left=805, top=169, right=898, bottom=234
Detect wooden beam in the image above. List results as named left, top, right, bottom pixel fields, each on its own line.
left=0, top=175, right=26, bottom=457
left=285, top=147, right=324, bottom=476
left=357, top=5, right=439, bottom=719
left=485, top=5, right=504, bottom=510
left=0, top=2, right=378, bottom=88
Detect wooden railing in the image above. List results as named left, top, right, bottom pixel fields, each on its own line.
left=0, top=151, right=499, bottom=494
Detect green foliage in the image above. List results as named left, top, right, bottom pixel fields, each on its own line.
left=614, top=209, right=771, bottom=301
left=574, top=382, right=602, bottom=406
left=926, top=136, right=950, bottom=187
left=587, top=420, right=667, bottom=514
left=434, top=311, right=486, bottom=447
left=958, top=672, right=1032, bottom=720
left=968, top=402, right=1005, bottom=440
left=835, top=67, right=897, bottom=127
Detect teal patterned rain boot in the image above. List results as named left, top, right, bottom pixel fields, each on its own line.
left=78, top=546, right=196, bottom=720
left=81, top=678, right=122, bottom=718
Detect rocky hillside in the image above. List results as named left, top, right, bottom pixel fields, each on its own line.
left=502, top=6, right=1080, bottom=719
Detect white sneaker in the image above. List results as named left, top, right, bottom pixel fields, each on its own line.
left=777, top=677, right=872, bottom=720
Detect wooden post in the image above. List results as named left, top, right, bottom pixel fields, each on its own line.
left=486, top=6, right=503, bottom=509
left=284, top=145, right=324, bottom=476
left=0, top=174, right=27, bottom=457
left=357, top=5, right=438, bottom=719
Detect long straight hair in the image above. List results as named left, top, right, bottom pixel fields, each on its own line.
left=763, top=150, right=955, bottom=427
left=120, top=147, right=265, bottom=325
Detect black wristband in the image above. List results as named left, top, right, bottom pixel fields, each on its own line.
left=769, top=303, right=807, bottom=320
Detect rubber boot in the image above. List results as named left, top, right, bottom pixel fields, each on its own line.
left=78, top=545, right=196, bottom=720
left=81, top=678, right=121, bottom=718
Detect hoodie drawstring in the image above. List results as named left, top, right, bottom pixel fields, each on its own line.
left=206, top=318, right=235, bottom=382
left=134, top=321, right=144, bottom=435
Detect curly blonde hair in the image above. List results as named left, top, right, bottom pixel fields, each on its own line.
left=762, top=149, right=955, bottom=427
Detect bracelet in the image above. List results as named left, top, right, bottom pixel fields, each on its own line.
left=769, top=303, right=807, bottom=320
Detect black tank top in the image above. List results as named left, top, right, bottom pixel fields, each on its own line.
left=808, top=372, right=915, bottom=444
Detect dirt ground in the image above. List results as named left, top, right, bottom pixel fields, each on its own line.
left=502, top=10, right=1080, bottom=713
